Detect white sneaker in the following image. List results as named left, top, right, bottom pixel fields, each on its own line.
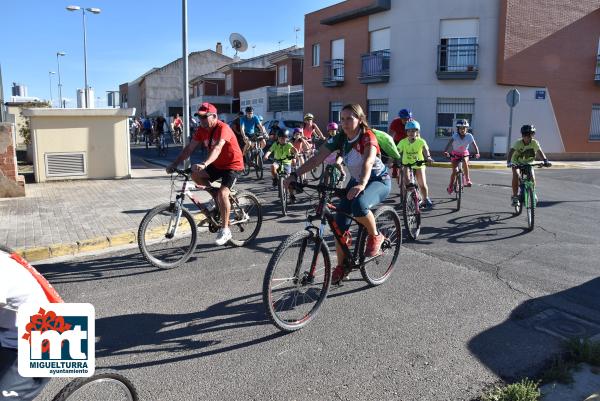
left=215, top=228, right=232, bottom=246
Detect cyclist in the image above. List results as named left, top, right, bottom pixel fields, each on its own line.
left=396, top=120, right=434, bottom=209
left=264, top=130, right=299, bottom=202
left=291, top=128, right=310, bottom=183
left=166, top=103, right=244, bottom=245
left=442, top=119, right=480, bottom=193
left=388, top=108, right=413, bottom=178
left=302, top=113, right=326, bottom=144
left=507, top=124, right=551, bottom=206
left=142, top=116, right=153, bottom=145
left=285, top=103, right=391, bottom=284
left=230, top=111, right=247, bottom=152
left=322, top=122, right=345, bottom=184
left=0, top=246, right=62, bottom=401
left=240, top=106, right=266, bottom=156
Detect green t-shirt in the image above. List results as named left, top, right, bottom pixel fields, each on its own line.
left=511, top=138, right=541, bottom=163
left=269, top=142, right=294, bottom=165
left=396, top=137, right=429, bottom=167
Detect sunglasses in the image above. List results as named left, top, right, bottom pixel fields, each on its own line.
left=198, top=113, right=214, bottom=120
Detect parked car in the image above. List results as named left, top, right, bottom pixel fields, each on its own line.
left=263, top=119, right=304, bottom=147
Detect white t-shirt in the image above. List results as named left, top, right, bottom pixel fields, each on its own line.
left=451, top=132, right=475, bottom=154
left=0, top=252, right=49, bottom=349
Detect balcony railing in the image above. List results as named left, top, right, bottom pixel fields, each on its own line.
left=437, top=43, right=479, bottom=80
left=595, top=55, right=600, bottom=85
left=359, top=50, right=390, bottom=84
left=322, top=59, right=345, bottom=87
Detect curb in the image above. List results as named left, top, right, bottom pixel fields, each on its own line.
left=15, top=213, right=207, bottom=263
left=430, top=162, right=580, bottom=170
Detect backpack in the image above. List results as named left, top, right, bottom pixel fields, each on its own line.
left=372, top=129, right=401, bottom=160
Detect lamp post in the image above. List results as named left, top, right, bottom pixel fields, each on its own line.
left=48, top=71, right=56, bottom=106
left=66, top=5, right=101, bottom=108
left=56, top=51, right=66, bottom=108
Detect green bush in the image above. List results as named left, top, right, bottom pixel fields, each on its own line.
left=481, top=378, right=540, bottom=401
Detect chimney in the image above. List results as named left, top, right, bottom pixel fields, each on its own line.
left=216, top=42, right=223, bottom=54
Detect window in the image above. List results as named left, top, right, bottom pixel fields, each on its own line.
left=312, top=43, right=320, bottom=67
left=330, top=101, right=343, bottom=124
left=367, top=99, right=389, bottom=132
left=370, top=28, right=390, bottom=52
left=439, top=19, right=479, bottom=73
left=436, top=98, right=475, bottom=138
left=252, top=98, right=258, bottom=105
left=278, top=64, right=288, bottom=84
left=595, top=38, right=600, bottom=81
left=590, top=104, right=600, bottom=140
left=258, top=98, right=264, bottom=104
left=225, top=74, right=232, bottom=91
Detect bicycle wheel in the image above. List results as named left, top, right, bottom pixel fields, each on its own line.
left=228, top=191, right=262, bottom=246
left=514, top=186, right=524, bottom=216
left=263, top=230, right=332, bottom=332
left=455, top=171, right=463, bottom=211
left=138, top=203, right=198, bottom=269
left=255, top=152, right=263, bottom=179
left=526, top=187, right=535, bottom=231
left=402, top=189, right=421, bottom=240
left=310, top=162, right=324, bottom=181
left=358, top=206, right=402, bottom=286
left=242, top=153, right=250, bottom=176
left=52, top=370, right=138, bottom=401
left=279, top=176, right=288, bottom=216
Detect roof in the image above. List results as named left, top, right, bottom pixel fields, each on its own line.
left=190, top=71, right=226, bottom=83
left=217, top=46, right=299, bottom=73
left=268, top=47, right=304, bottom=64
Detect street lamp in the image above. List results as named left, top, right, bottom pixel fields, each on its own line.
left=66, top=5, right=101, bottom=108
left=48, top=71, right=56, bottom=107
left=56, top=51, right=66, bottom=108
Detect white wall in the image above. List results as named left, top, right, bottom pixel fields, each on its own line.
left=367, top=0, right=564, bottom=153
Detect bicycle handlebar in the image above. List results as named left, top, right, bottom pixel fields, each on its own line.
left=508, top=162, right=552, bottom=168
left=290, top=181, right=347, bottom=199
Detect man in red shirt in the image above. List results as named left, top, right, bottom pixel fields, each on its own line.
left=167, top=103, right=244, bottom=245
left=388, top=108, right=413, bottom=178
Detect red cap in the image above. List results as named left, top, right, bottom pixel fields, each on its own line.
left=195, top=102, right=217, bottom=117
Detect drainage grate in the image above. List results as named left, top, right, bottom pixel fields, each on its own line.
left=518, top=308, right=600, bottom=340
left=45, top=152, right=87, bottom=177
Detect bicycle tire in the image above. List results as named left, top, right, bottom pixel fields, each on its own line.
left=310, top=162, right=324, bottom=181
left=228, top=191, right=262, bottom=246
left=138, top=203, right=198, bottom=269
left=402, top=189, right=421, bottom=240
left=254, top=152, right=263, bottom=179
left=526, top=187, right=535, bottom=231
left=242, top=153, right=250, bottom=176
left=279, top=176, right=288, bottom=216
left=514, top=185, right=524, bottom=216
left=455, top=171, right=463, bottom=211
left=263, top=230, right=332, bottom=332
left=52, top=370, right=139, bottom=401
left=358, top=206, right=402, bottom=286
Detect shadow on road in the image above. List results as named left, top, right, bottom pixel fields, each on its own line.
left=468, top=277, right=600, bottom=380
left=96, top=292, right=284, bottom=370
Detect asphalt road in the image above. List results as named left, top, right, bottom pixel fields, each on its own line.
left=34, top=166, right=600, bottom=401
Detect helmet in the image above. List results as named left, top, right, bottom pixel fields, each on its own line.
left=455, top=119, right=469, bottom=128
left=292, top=128, right=302, bottom=138
left=245, top=106, right=253, bottom=113
left=398, top=109, right=412, bottom=119
left=277, top=130, right=287, bottom=138
left=327, top=122, right=338, bottom=131
left=304, top=113, right=314, bottom=120
left=521, top=124, right=536, bottom=135
left=405, top=120, right=421, bottom=131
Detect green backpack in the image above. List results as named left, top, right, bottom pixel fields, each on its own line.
left=372, top=129, right=401, bottom=160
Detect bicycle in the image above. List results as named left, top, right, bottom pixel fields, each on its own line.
left=303, top=146, right=324, bottom=181
left=172, top=126, right=182, bottom=145
left=510, top=162, right=551, bottom=231
left=50, top=369, right=138, bottom=400
left=155, top=132, right=168, bottom=157
left=319, top=163, right=345, bottom=189
left=138, top=168, right=263, bottom=269
left=448, top=155, right=467, bottom=211
left=244, top=135, right=265, bottom=179
left=273, top=157, right=294, bottom=216
left=401, top=160, right=427, bottom=241
left=262, top=181, right=402, bottom=332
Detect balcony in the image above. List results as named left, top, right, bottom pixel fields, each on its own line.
left=359, top=50, right=390, bottom=84
left=436, top=43, right=479, bottom=80
left=322, top=59, right=345, bottom=87
left=595, top=55, right=600, bottom=86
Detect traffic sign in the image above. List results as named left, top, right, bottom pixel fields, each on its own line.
left=506, top=88, right=520, bottom=107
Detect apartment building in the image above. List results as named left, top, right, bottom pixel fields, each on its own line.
left=305, top=0, right=600, bottom=157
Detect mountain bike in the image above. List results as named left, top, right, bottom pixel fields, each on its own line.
left=319, top=163, right=345, bottom=189
left=156, top=132, right=168, bottom=157
left=401, top=160, right=426, bottom=241
left=448, top=155, right=467, bottom=211
left=244, top=135, right=265, bottom=179
left=262, top=181, right=402, bottom=332
left=510, top=162, right=551, bottom=231
left=50, top=370, right=138, bottom=401
left=303, top=146, right=324, bottom=181
left=274, top=157, right=294, bottom=216
left=138, top=168, right=262, bottom=269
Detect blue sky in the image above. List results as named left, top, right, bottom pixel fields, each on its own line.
left=2, top=0, right=338, bottom=107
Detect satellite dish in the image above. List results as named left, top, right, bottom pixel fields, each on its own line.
left=229, top=33, right=248, bottom=57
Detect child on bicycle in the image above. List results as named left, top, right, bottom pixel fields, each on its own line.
left=507, top=124, right=551, bottom=206
left=322, top=122, right=345, bottom=185
left=396, top=120, right=434, bottom=209
left=442, top=119, right=480, bottom=193
left=291, top=128, right=311, bottom=182
left=264, top=130, right=299, bottom=202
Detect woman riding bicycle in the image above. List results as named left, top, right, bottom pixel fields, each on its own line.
left=302, top=113, right=326, bottom=146
left=285, top=104, right=391, bottom=284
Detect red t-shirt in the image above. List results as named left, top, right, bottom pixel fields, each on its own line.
left=193, top=120, right=244, bottom=171
left=389, top=118, right=408, bottom=144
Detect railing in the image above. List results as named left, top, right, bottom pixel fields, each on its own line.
left=322, top=59, right=345, bottom=87
left=359, top=50, right=390, bottom=84
left=437, top=43, right=479, bottom=79
left=595, top=55, right=600, bottom=84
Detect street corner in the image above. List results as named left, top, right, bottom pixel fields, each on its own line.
left=77, top=236, right=110, bottom=253
left=108, top=231, right=136, bottom=247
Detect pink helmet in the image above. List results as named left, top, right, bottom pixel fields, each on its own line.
left=327, top=122, right=338, bottom=131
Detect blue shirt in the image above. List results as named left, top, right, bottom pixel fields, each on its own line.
left=240, top=115, right=261, bottom=136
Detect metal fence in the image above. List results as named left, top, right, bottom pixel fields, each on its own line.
left=322, top=59, right=345, bottom=86
left=437, top=43, right=479, bottom=73
left=590, top=104, right=600, bottom=140
left=267, top=86, right=303, bottom=112
left=359, top=50, right=390, bottom=82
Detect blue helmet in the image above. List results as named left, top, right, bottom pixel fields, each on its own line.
left=398, top=108, right=412, bottom=119
left=405, top=120, right=420, bottom=131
